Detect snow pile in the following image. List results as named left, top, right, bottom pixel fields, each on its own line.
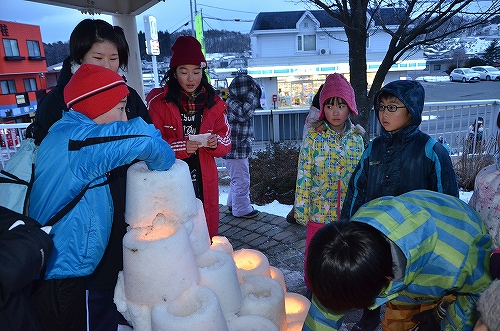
left=114, top=160, right=309, bottom=331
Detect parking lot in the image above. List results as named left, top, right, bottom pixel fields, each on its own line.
left=419, top=78, right=500, bottom=102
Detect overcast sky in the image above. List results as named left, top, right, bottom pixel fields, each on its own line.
left=0, top=0, right=315, bottom=43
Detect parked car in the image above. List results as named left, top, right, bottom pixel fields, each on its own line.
left=449, top=68, right=481, bottom=82
left=471, top=66, right=500, bottom=81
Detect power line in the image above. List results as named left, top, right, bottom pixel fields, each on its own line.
left=203, top=15, right=254, bottom=23
left=197, top=3, right=259, bottom=15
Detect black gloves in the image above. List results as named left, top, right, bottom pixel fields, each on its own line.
left=410, top=301, right=449, bottom=331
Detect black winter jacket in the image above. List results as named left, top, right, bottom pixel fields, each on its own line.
left=341, top=80, right=459, bottom=219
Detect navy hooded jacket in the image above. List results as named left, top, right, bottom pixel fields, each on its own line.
left=341, top=80, right=459, bottom=219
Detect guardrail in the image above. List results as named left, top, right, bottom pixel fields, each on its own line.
left=0, top=123, right=30, bottom=169
left=252, top=99, right=500, bottom=152
left=2, top=99, right=499, bottom=169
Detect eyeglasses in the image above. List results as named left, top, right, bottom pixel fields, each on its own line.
left=377, top=105, right=406, bottom=113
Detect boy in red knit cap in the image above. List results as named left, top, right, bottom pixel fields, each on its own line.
left=29, top=64, right=175, bottom=331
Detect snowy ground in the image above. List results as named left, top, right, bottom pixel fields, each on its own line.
left=219, top=185, right=474, bottom=217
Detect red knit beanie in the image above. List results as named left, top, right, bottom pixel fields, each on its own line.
left=319, top=73, right=358, bottom=118
left=169, top=36, right=208, bottom=69
left=64, top=64, right=129, bottom=119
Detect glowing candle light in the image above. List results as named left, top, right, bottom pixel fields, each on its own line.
left=284, top=292, right=310, bottom=325
left=233, top=249, right=271, bottom=284
left=122, top=224, right=200, bottom=305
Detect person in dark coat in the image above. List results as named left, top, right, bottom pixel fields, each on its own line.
left=0, top=206, right=53, bottom=331
left=340, top=80, right=459, bottom=331
left=29, top=18, right=151, bottom=331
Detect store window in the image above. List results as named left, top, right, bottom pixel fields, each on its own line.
left=3, top=38, right=20, bottom=56
left=0, top=80, right=17, bottom=94
left=24, top=78, right=37, bottom=92
left=297, top=35, right=316, bottom=52
left=278, top=75, right=326, bottom=107
left=27, top=40, right=41, bottom=57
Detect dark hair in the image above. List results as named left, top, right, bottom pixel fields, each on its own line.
left=311, top=84, right=324, bottom=109
left=161, top=67, right=216, bottom=108
left=377, top=91, right=399, bottom=103
left=497, top=113, right=500, bottom=129
left=306, top=220, right=393, bottom=311
left=69, top=19, right=129, bottom=70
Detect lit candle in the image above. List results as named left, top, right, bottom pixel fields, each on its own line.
left=125, top=160, right=198, bottom=228
left=122, top=223, right=200, bottom=305
left=233, top=249, right=271, bottom=284
left=284, top=292, right=310, bottom=325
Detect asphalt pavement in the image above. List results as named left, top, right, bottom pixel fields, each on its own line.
left=419, top=77, right=500, bottom=102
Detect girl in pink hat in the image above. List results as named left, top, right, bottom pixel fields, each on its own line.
left=293, top=73, right=365, bottom=295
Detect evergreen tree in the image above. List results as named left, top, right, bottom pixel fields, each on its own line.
left=482, top=40, right=500, bottom=66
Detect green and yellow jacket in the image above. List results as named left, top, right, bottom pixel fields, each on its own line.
left=303, top=190, right=492, bottom=331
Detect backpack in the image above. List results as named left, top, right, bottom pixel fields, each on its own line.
left=0, top=138, right=37, bottom=215
left=0, top=137, right=104, bottom=226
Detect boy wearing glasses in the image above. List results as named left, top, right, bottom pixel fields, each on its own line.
left=340, top=80, right=459, bottom=331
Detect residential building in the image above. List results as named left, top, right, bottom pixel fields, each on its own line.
left=0, top=20, right=47, bottom=123
left=234, top=9, right=427, bottom=108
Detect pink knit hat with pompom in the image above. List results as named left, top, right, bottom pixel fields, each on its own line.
left=319, top=73, right=358, bottom=118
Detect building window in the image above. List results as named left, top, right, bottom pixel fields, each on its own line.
left=0, top=80, right=17, bottom=94
left=24, top=78, right=37, bottom=92
left=3, top=38, right=20, bottom=56
left=433, top=64, right=441, bottom=71
left=297, top=35, right=316, bottom=52
left=27, top=40, right=41, bottom=57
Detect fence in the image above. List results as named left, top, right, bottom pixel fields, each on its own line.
left=2, top=99, right=500, bottom=169
left=252, top=99, right=500, bottom=153
left=0, top=123, right=30, bottom=168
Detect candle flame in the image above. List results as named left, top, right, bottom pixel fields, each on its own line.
left=234, top=252, right=263, bottom=270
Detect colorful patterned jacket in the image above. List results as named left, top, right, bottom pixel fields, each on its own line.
left=303, top=190, right=493, bottom=331
left=294, top=120, right=364, bottom=226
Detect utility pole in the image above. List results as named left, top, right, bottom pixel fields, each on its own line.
left=190, top=0, right=198, bottom=37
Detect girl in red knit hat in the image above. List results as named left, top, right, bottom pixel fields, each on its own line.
left=293, top=73, right=365, bottom=297
left=146, top=36, right=231, bottom=239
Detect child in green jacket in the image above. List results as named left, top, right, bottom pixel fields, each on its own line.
left=303, top=190, right=493, bottom=331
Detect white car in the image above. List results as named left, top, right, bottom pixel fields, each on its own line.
left=449, top=68, right=481, bottom=82
left=471, top=66, right=500, bottom=81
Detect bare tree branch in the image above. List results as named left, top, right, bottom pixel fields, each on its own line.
left=304, top=0, right=500, bottom=137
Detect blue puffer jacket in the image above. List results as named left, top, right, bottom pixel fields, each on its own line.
left=341, top=80, right=459, bottom=219
left=29, top=111, right=175, bottom=279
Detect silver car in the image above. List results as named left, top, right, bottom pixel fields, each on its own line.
left=449, top=68, right=481, bottom=82
left=471, top=66, right=500, bottom=81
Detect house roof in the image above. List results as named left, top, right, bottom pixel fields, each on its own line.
left=368, top=7, right=407, bottom=26
left=251, top=10, right=343, bottom=31
left=251, top=8, right=407, bottom=32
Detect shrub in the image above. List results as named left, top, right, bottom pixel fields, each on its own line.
left=453, top=134, right=497, bottom=191
left=249, top=142, right=300, bottom=205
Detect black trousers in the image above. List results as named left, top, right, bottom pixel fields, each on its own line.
left=0, top=285, right=43, bottom=331
left=30, top=277, right=87, bottom=331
